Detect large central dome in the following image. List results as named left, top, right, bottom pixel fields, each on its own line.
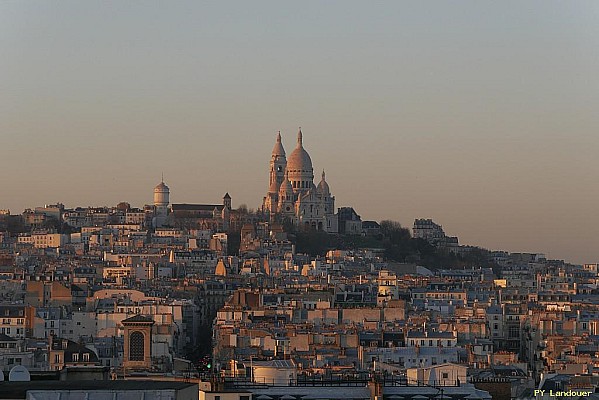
left=287, top=129, right=313, bottom=173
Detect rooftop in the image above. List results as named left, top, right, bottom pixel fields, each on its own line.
left=0, top=381, right=197, bottom=399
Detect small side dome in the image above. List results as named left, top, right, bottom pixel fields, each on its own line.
left=279, top=171, right=293, bottom=194
left=317, top=170, right=330, bottom=195
left=116, top=202, right=131, bottom=212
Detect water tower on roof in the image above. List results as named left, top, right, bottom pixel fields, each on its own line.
left=153, top=176, right=170, bottom=228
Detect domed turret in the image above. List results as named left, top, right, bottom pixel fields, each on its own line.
left=277, top=170, right=295, bottom=215
left=279, top=170, right=293, bottom=197
left=272, top=131, right=285, bottom=157
left=317, top=170, right=330, bottom=195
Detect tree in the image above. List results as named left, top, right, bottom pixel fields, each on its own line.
left=41, top=216, right=60, bottom=232
left=295, top=230, right=332, bottom=256
left=237, top=204, right=248, bottom=214
left=227, top=231, right=241, bottom=255
left=380, top=220, right=411, bottom=241
left=281, top=218, right=296, bottom=234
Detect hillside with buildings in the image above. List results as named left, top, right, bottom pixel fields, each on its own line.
left=0, top=134, right=595, bottom=400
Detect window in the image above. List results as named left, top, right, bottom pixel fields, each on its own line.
left=442, top=372, right=449, bottom=379
left=83, top=353, right=89, bottom=362
left=129, top=331, right=145, bottom=361
left=72, top=353, right=79, bottom=362
left=509, top=326, right=520, bottom=339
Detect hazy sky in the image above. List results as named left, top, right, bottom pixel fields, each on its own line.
left=2, top=1, right=599, bottom=264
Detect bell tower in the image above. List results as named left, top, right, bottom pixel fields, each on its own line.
left=264, top=132, right=287, bottom=215
left=122, top=315, right=154, bottom=371
left=269, top=131, right=287, bottom=190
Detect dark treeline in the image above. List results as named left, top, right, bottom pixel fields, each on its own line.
left=294, top=220, right=498, bottom=270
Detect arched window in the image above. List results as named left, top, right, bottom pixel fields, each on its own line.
left=129, top=331, right=145, bottom=361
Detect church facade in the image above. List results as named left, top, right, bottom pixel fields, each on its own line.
left=262, top=129, right=338, bottom=233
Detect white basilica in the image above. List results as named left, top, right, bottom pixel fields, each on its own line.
left=262, top=129, right=338, bottom=232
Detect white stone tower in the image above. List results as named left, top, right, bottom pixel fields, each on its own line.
left=270, top=131, right=287, bottom=189
left=263, top=132, right=287, bottom=215
left=153, top=177, right=169, bottom=227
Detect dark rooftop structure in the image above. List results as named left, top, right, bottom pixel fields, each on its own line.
left=0, top=380, right=198, bottom=400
